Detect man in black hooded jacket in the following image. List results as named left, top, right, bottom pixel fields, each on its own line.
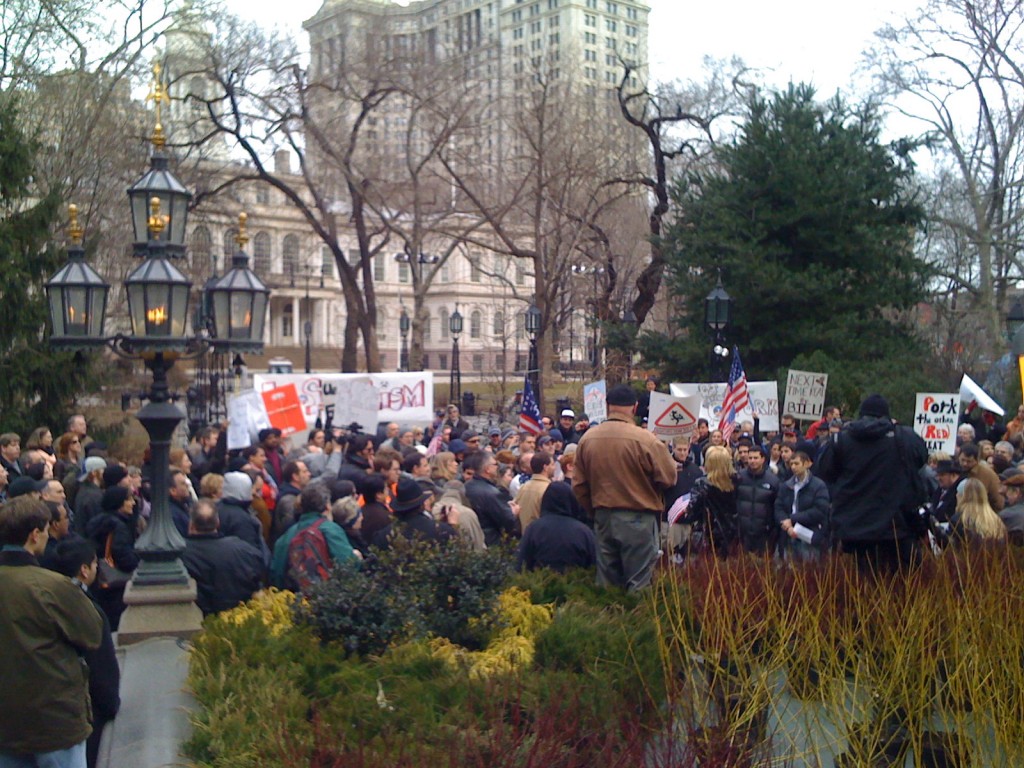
left=517, top=483, right=596, bottom=572
left=818, top=394, right=928, bottom=572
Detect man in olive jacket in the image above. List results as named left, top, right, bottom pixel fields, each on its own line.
left=0, top=495, right=103, bottom=766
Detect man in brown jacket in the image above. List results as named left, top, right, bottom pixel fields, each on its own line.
left=573, top=384, right=676, bottom=591
left=514, top=452, right=555, bottom=532
left=0, top=495, right=103, bottom=767
left=958, top=443, right=1005, bottom=511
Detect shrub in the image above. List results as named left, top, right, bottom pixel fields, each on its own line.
left=299, top=536, right=515, bottom=656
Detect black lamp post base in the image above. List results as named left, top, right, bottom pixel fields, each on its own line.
left=117, top=577, right=203, bottom=646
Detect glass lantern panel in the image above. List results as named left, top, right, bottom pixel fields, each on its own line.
left=251, top=292, right=268, bottom=342
left=91, top=287, right=108, bottom=338
left=66, top=287, right=88, bottom=335
left=230, top=292, right=252, bottom=339
left=171, top=284, right=190, bottom=337
left=212, top=289, right=229, bottom=340
left=48, top=290, right=65, bottom=336
left=127, top=283, right=146, bottom=337
left=144, top=283, right=172, bottom=336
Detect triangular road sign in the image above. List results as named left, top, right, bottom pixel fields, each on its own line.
left=654, top=401, right=697, bottom=430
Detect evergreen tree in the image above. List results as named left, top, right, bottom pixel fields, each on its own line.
left=0, top=97, right=94, bottom=434
left=642, top=84, right=936, bottom=420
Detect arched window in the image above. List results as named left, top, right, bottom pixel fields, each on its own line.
left=440, top=307, right=449, bottom=340
left=253, top=232, right=271, bottom=275
left=470, top=310, right=482, bottom=339
left=223, top=229, right=236, bottom=259
left=190, top=226, right=212, bottom=281
left=492, top=310, right=504, bottom=337
left=283, top=234, right=300, bottom=276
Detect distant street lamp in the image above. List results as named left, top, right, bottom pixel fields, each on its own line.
left=449, top=306, right=463, bottom=405
left=705, top=274, right=732, bottom=381
left=399, top=307, right=410, bottom=372
left=526, top=303, right=541, bottom=398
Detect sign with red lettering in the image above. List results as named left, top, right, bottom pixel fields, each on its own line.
left=914, top=393, right=958, bottom=455
left=261, top=384, right=308, bottom=437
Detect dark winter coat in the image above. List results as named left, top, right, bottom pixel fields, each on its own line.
left=73, top=481, right=103, bottom=536
left=83, top=589, right=121, bottom=723
left=170, top=497, right=191, bottom=539
left=774, top=473, right=831, bottom=548
left=215, top=497, right=265, bottom=552
left=685, top=477, right=739, bottom=556
left=466, top=476, right=519, bottom=546
left=818, top=417, right=927, bottom=543
left=516, top=483, right=596, bottom=572
left=85, top=511, right=140, bottom=573
left=183, top=533, right=265, bottom=616
left=360, top=501, right=393, bottom=543
left=736, top=467, right=780, bottom=553
left=372, top=509, right=457, bottom=549
left=664, top=459, right=704, bottom=518
left=336, top=454, right=372, bottom=492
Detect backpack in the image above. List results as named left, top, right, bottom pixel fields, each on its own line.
left=285, top=518, right=332, bottom=592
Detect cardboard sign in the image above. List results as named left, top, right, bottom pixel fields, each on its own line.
left=261, top=384, right=308, bottom=437
left=669, top=381, right=780, bottom=432
left=583, top=380, right=607, bottom=424
left=647, top=392, right=701, bottom=442
left=785, top=370, right=829, bottom=420
left=914, top=393, right=959, bottom=455
left=331, top=376, right=380, bottom=432
left=226, top=390, right=272, bottom=451
left=253, top=371, right=434, bottom=429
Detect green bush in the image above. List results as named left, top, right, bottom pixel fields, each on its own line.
left=300, top=536, right=515, bottom=656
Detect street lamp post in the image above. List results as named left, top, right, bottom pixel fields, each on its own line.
left=449, top=307, right=463, bottom=406
left=44, top=66, right=268, bottom=643
left=399, top=307, right=410, bottom=372
left=525, top=303, right=541, bottom=400
left=704, top=274, right=732, bottom=381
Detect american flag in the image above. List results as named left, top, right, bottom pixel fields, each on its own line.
left=519, top=377, right=544, bottom=435
left=718, top=346, right=749, bottom=444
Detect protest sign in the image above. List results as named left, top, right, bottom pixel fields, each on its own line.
left=959, top=373, right=1005, bottom=417
left=784, top=370, right=829, bottom=420
left=226, top=390, right=271, bottom=451
left=253, top=371, right=434, bottom=430
left=260, top=384, right=308, bottom=437
left=914, top=393, right=959, bottom=455
left=669, top=381, right=780, bottom=432
left=647, top=392, right=701, bottom=443
left=331, top=376, right=380, bottom=432
left=583, top=380, right=607, bottom=424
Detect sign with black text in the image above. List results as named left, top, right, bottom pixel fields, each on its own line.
left=784, top=370, right=829, bottom=420
left=914, top=393, right=959, bottom=455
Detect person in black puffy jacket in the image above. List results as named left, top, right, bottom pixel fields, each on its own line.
left=735, top=446, right=780, bottom=555
left=684, top=445, right=739, bottom=557
left=517, top=482, right=596, bottom=572
left=84, top=486, right=139, bottom=629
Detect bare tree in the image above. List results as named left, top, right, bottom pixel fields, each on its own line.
left=869, top=0, right=1024, bottom=358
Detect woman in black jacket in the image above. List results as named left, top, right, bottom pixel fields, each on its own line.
left=84, top=485, right=139, bottom=629
left=685, top=445, right=739, bottom=557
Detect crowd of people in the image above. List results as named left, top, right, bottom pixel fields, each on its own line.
left=2, top=387, right=1021, bottom=767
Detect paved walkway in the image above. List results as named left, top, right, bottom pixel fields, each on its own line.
left=97, top=637, right=194, bottom=768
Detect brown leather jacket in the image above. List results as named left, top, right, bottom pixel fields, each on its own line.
left=573, top=412, right=676, bottom=515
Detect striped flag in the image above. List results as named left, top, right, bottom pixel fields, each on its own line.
left=519, top=377, right=544, bottom=435
left=718, top=346, right=749, bottom=444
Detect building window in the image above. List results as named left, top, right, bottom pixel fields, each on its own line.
left=469, top=255, right=481, bottom=283
left=440, top=308, right=449, bottom=339
left=516, top=312, right=526, bottom=340
left=584, top=13, right=596, bottom=26
left=282, top=303, right=293, bottom=339
left=472, top=353, right=483, bottom=371
left=515, top=263, right=525, bottom=285
left=283, top=234, right=300, bottom=276
left=493, top=310, right=504, bottom=337
left=422, top=353, right=430, bottom=369
left=190, top=226, right=212, bottom=279
left=586, top=0, right=597, bottom=7
left=470, top=310, right=482, bottom=339
left=256, top=185, right=270, bottom=205
left=376, top=308, right=385, bottom=340
left=322, top=247, right=334, bottom=280
left=515, top=352, right=526, bottom=371
left=398, top=260, right=410, bottom=283
left=423, top=316, right=432, bottom=341
left=496, top=353, right=505, bottom=371
left=253, top=232, right=272, bottom=275
left=439, top=353, right=448, bottom=369
left=606, top=1, right=618, bottom=13
left=584, top=31, right=597, bottom=44
left=605, top=19, right=617, bottom=32
left=374, top=255, right=385, bottom=282
left=222, top=229, right=236, bottom=259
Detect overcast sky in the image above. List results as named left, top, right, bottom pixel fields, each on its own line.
left=230, top=0, right=923, bottom=96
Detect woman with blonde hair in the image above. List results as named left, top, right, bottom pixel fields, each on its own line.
left=430, top=451, right=458, bottom=492
left=684, top=444, right=739, bottom=557
left=952, top=477, right=1007, bottom=546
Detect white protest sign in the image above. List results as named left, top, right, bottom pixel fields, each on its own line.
left=669, top=381, right=780, bottom=432
left=959, top=373, right=1005, bottom=416
left=253, top=371, right=435, bottom=429
left=785, top=370, right=829, bottom=421
left=914, top=393, right=959, bottom=455
left=583, top=380, right=607, bottom=424
left=331, top=376, right=380, bottom=431
left=647, top=392, right=702, bottom=443
left=226, top=390, right=271, bottom=451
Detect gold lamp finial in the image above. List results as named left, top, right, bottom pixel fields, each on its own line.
left=147, top=196, right=168, bottom=239
left=146, top=62, right=171, bottom=148
left=235, top=212, right=249, bottom=248
left=68, top=204, right=83, bottom=246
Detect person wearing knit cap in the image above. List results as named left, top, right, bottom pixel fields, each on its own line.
left=84, top=484, right=138, bottom=629
left=819, top=393, right=929, bottom=572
